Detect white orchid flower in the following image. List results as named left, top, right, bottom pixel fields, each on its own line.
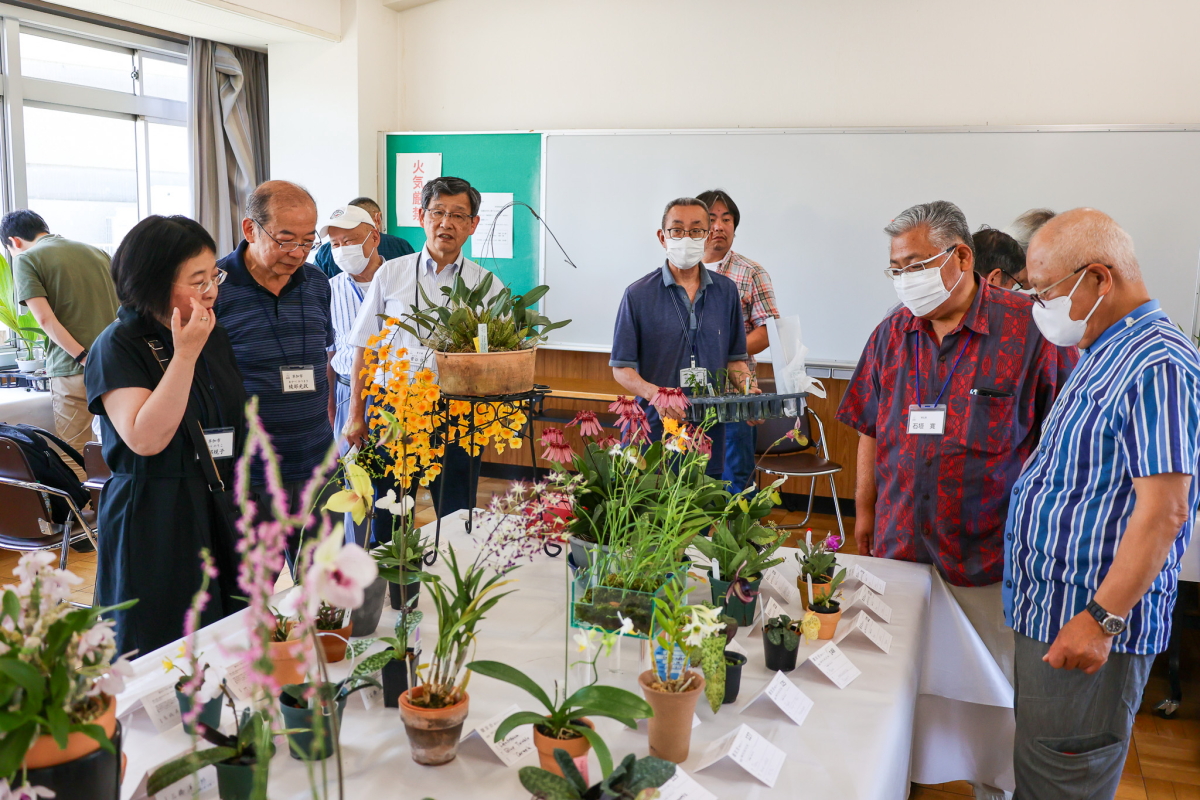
left=377, top=489, right=414, bottom=516
left=196, top=663, right=227, bottom=704
left=93, top=654, right=134, bottom=697
left=306, top=529, right=379, bottom=611
left=573, top=629, right=597, bottom=653
left=616, top=613, right=635, bottom=636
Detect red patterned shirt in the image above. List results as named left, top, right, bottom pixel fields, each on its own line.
left=836, top=280, right=1078, bottom=586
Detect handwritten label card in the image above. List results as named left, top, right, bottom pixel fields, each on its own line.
left=462, top=704, right=536, bottom=767
left=741, top=670, right=814, bottom=726
left=843, top=586, right=893, bottom=623
left=834, top=611, right=893, bottom=654
left=850, top=563, right=886, bottom=595
left=695, top=724, right=786, bottom=788
left=762, top=567, right=800, bottom=605
left=361, top=670, right=385, bottom=710
left=223, top=659, right=254, bottom=702
left=130, top=761, right=215, bottom=800
left=141, top=685, right=181, bottom=733
left=657, top=766, right=718, bottom=800
left=807, top=642, right=862, bottom=689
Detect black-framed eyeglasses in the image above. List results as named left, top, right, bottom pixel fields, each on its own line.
left=423, top=208, right=474, bottom=226
left=883, top=246, right=955, bottom=279
left=1029, top=263, right=1112, bottom=307
left=175, top=268, right=227, bottom=294
left=253, top=219, right=319, bottom=254
left=665, top=228, right=709, bottom=241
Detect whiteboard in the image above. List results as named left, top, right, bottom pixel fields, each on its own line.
left=540, top=128, right=1200, bottom=366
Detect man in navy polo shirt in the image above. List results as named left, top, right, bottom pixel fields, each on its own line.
left=610, top=196, right=751, bottom=477
left=215, top=180, right=337, bottom=558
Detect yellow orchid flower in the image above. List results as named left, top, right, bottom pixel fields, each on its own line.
left=800, top=610, right=821, bottom=642
left=324, top=461, right=374, bottom=524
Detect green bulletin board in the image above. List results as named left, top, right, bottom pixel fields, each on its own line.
left=385, top=133, right=542, bottom=296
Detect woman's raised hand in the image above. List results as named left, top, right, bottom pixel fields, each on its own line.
left=171, top=297, right=215, bottom=361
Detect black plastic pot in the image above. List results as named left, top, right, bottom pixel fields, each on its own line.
left=25, top=721, right=122, bottom=799
left=710, top=575, right=760, bottom=627
left=723, top=652, right=747, bottom=704
left=762, top=627, right=799, bottom=672
left=176, top=689, right=223, bottom=733
left=214, top=759, right=256, bottom=800
left=279, top=687, right=347, bottom=761
left=382, top=647, right=418, bottom=709
left=389, top=577, right=421, bottom=610
left=351, top=576, right=388, bottom=636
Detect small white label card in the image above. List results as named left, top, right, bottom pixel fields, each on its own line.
left=461, top=704, right=535, bottom=767
left=833, top=611, right=893, bottom=654
left=741, top=670, right=814, bottom=726
left=223, top=659, right=254, bottom=702
left=843, top=585, right=893, bottom=623
left=280, top=365, right=316, bottom=393
left=203, top=427, right=234, bottom=459
left=141, top=684, right=181, bottom=733
left=850, top=563, right=887, bottom=595
left=761, top=567, right=801, bottom=605
left=695, top=724, right=786, bottom=788
left=807, top=642, right=862, bottom=689
left=752, top=595, right=788, bottom=633
left=725, top=638, right=749, bottom=658
left=907, top=404, right=947, bottom=435
left=361, top=670, right=385, bottom=710
left=130, top=761, right=215, bottom=800
left=656, top=766, right=718, bottom=800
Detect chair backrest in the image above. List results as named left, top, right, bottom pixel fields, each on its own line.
left=84, top=442, right=110, bottom=481
left=0, top=438, right=57, bottom=540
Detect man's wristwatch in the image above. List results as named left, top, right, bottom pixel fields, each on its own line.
left=1086, top=600, right=1127, bottom=636
left=73, top=348, right=88, bottom=364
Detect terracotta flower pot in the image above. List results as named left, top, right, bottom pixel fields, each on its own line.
left=811, top=607, right=842, bottom=639
left=798, top=577, right=833, bottom=611
left=533, top=717, right=594, bottom=778
left=317, top=622, right=353, bottom=663
left=268, top=637, right=310, bottom=685
left=24, top=694, right=117, bottom=769
left=398, top=687, right=470, bottom=766
left=435, top=348, right=536, bottom=397
left=638, top=670, right=705, bottom=764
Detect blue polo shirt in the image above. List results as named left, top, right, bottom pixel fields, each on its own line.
left=215, top=241, right=335, bottom=484
left=312, top=231, right=415, bottom=279
left=610, top=262, right=748, bottom=473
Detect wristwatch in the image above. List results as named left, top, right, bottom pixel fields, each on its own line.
left=1086, top=600, right=1127, bottom=636
left=73, top=348, right=88, bottom=364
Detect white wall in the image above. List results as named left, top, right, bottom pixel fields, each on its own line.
left=396, top=0, right=1200, bottom=131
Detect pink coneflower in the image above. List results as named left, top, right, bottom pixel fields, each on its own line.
left=539, top=427, right=575, bottom=464
left=692, top=426, right=713, bottom=457
left=609, top=395, right=639, bottom=416
left=619, top=404, right=651, bottom=445
left=568, top=410, right=604, bottom=438
left=650, top=387, right=690, bottom=416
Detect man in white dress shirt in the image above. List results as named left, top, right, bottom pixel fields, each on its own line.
left=346, top=176, right=502, bottom=517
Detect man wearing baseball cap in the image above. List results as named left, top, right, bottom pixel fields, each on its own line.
left=313, top=196, right=414, bottom=278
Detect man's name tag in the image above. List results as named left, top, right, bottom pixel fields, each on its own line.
left=907, top=404, right=946, bottom=435
left=204, top=427, right=234, bottom=459
left=679, top=367, right=709, bottom=392
left=280, top=365, right=317, bottom=393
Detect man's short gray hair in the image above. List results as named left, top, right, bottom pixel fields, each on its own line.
left=884, top=201, right=974, bottom=256
left=661, top=197, right=709, bottom=230
left=1008, top=208, right=1056, bottom=251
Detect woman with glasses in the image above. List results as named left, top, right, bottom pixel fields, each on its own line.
left=84, top=214, right=246, bottom=655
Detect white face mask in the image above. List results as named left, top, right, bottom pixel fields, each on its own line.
left=1031, top=271, right=1104, bottom=347
left=663, top=235, right=706, bottom=269
left=893, top=255, right=964, bottom=317
left=332, top=237, right=374, bottom=276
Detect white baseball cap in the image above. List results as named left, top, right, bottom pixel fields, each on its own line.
left=318, top=204, right=376, bottom=237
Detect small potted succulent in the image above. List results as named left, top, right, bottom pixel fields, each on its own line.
left=722, top=651, right=748, bottom=704
left=762, top=614, right=802, bottom=672
left=807, top=569, right=847, bottom=639
left=795, top=531, right=843, bottom=610
left=519, top=750, right=677, bottom=800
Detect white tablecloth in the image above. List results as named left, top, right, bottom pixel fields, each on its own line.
left=0, top=386, right=53, bottom=430
left=118, top=516, right=950, bottom=800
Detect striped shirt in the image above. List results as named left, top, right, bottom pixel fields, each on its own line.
left=707, top=250, right=779, bottom=369
left=215, top=241, right=335, bottom=484
left=330, top=272, right=372, bottom=378
left=1004, top=301, right=1200, bottom=654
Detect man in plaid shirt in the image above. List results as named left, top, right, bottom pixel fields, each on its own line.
left=698, top=189, right=780, bottom=492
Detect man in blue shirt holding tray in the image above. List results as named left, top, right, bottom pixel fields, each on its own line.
left=610, top=196, right=752, bottom=478
left=1005, top=208, right=1200, bottom=800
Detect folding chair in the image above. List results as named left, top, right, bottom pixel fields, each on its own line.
left=83, top=441, right=110, bottom=510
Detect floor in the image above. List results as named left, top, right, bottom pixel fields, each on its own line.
left=5, top=477, right=1198, bottom=798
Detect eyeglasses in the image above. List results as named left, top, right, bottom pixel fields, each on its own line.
left=253, top=219, right=319, bottom=254
left=665, top=228, right=710, bottom=241
left=424, top=208, right=474, bottom=226
left=1028, top=263, right=1112, bottom=307
left=883, top=246, right=955, bottom=279
left=176, top=268, right=227, bottom=294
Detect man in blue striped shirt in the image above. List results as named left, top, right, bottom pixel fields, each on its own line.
left=1004, top=208, right=1200, bottom=799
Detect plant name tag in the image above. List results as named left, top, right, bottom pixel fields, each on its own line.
left=850, top=563, right=887, bottom=595
left=834, top=610, right=893, bottom=654
left=130, top=759, right=215, bottom=800
left=741, top=670, right=814, bottom=727
left=806, top=642, right=862, bottom=689
left=656, top=766, right=718, bottom=800
left=843, top=586, right=893, bottom=623
left=762, top=567, right=800, bottom=605
left=141, top=684, right=181, bottom=733
left=695, top=723, right=786, bottom=788
left=361, top=670, right=384, bottom=710
left=461, top=703, right=535, bottom=767
left=223, top=659, right=254, bottom=702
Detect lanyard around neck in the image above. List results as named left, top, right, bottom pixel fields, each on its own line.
left=915, top=330, right=973, bottom=407
left=667, top=282, right=705, bottom=364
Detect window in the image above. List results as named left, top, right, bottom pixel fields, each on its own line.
left=19, top=32, right=134, bottom=93
left=141, top=54, right=187, bottom=102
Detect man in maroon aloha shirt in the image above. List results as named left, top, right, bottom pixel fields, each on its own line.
left=836, top=201, right=1076, bottom=800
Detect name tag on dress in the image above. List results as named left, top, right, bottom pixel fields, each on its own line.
left=280, top=365, right=316, bottom=393
left=907, top=404, right=947, bottom=435
left=204, top=427, right=234, bottom=459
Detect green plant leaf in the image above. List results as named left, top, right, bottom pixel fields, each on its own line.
left=0, top=721, right=36, bottom=779
left=625, top=754, right=679, bottom=793
left=517, top=766, right=581, bottom=800
left=563, top=685, right=652, bottom=722
left=554, top=747, right=588, bottom=792
left=492, top=710, right=549, bottom=742
left=147, top=746, right=240, bottom=795
left=463, top=660, right=555, bottom=712
left=570, top=722, right=613, bottom=778
left=345, top=638, right=379, bottom=659
left=350, top=650, right=396, bottom=679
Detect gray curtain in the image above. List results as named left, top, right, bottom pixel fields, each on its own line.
left=189, top=38, right=270, bottom=254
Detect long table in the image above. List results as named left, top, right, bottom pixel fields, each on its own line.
left=118, top=516, right=1012, bottom=799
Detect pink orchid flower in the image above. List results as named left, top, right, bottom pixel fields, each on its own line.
left=307, top=530, right=379, bottom=610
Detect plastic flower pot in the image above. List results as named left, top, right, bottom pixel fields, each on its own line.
left=389, top=577, right=421, bottom=610
left=176, top=688, right=222, bottom=733
left=25, top=719, right=122, bottom=800
left=24, top=694, right=116, bottom=769
left=722, top=652, right=747, bottom=704
left=351, top=576, right=388, bottom=636
left=811, top=606, right=843, bottom=639
left=213, top=760, right=256, bottom=800
left=638, top=670, right=705, bottom=764
left=317, top=621, right=353, bottom=663
left=533, top=717, right=594, bottom=778
left=278, top=687, right=347, bottom=761
left=398, top=687, right=470, bottom=766
left=382, top=648, right=417, bottom=709
left=709, top=575, right=760, bottom=626
left=567, top=536, right=610, bottom=572
left=762, top=627, right=799, bottom=672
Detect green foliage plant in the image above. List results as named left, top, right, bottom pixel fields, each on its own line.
left=808, top=568, right=847, bottom=614
left=0, top=253, right=45, bottom=359
left=148, top=709, right=273, bottom=794
left=519, top=750, right=676, bottom=800
left=764, top=614, right=801, bottom=652
left=345, top=600, right=423, bottom=679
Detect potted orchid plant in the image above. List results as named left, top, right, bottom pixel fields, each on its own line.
left=693, top=485, right=786, bottom=626
left=795, top=531, right=844, bottom=610
left=519, top=750, right=676, bottom=800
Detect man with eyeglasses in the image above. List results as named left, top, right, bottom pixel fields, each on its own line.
left=312, top=196, right=415, bottom=279
left=1005, top=209, right=1200, bottom=800
left=215, top=180, right=338, bottom=559
left=610, top=197, right=752, bottom=478
left=973, top=227, right=1029, bottom=292
left=836, top=201, right=1076, bottom=800
left=345, top=176, right=501, bottom=522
